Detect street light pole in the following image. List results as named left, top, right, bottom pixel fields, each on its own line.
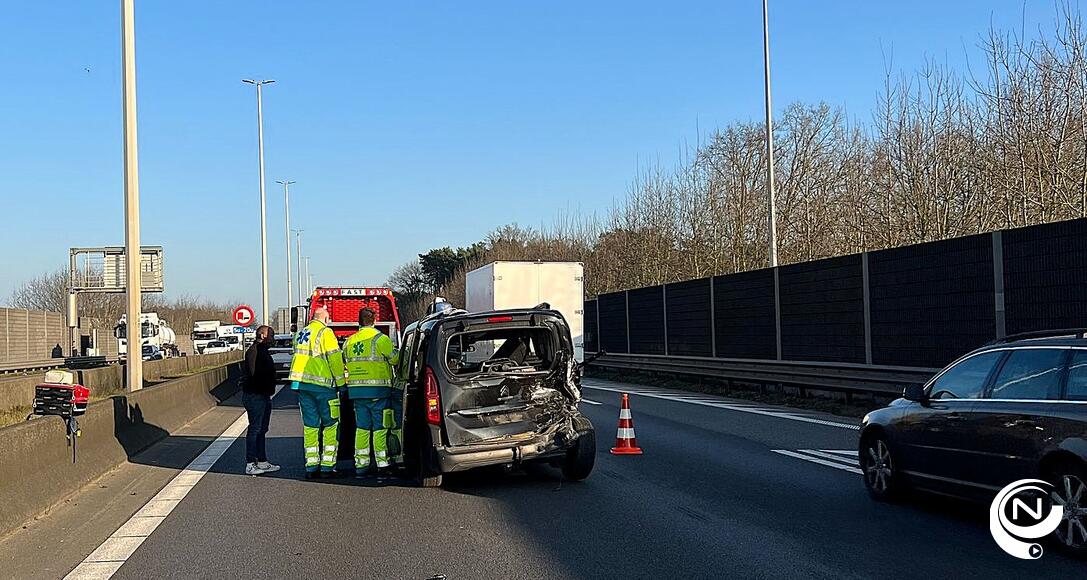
left=304, top=256, right=311, bottom=293
left=292, top=229, right=303, bottom=300
left=762, top=0, right=779, bottom=268
left=277, top=180, right=296, bottom=309
left=243, top=78, right=275, bottom=324
left=121, top=0, right=143, bottom=392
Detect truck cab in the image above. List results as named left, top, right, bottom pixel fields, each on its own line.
left=191, top=320, right=220, bottom=354
left=303, top=287, right=402, bottom=346
left=115, top=313, right=176, bottom=359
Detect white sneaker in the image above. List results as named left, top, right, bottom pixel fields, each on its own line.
left=245, top=462, right=267, bottom=476
left=256, top=461, right=280, bottom=473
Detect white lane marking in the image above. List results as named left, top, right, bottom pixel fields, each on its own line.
left=772, top=449, right=862, bottom=474
left=580, top=398, right=603, bottom=406
left=798, top=449, right=859, bottom=465
left=65, top=386, right=282, bottom=580
left=818, top=449, right=856, bottom=456
left=582, top=382, right=860, bottom=431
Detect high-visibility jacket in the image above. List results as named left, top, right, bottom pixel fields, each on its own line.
left=342, top=326, right=399, bottom=398
left=288, top=320, right=346, bottom=389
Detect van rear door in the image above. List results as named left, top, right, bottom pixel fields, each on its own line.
left=436, top=314, right=576, bottom=447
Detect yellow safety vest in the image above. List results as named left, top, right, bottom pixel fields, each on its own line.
left=288, top=320, right=346, bottom=389
left=342, top=326, right=399, bottom=397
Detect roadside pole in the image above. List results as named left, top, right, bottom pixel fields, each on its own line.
left=121, top=0, right=142, bottom=392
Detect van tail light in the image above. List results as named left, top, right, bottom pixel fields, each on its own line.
left=424, top=366, right=441, bottom=425
left=487, top=316, right=513, bottom=323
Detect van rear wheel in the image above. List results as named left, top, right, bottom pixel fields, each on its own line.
left=562, top=426, right=596, bottom=481
left=416, top=429, right=443, bottom=488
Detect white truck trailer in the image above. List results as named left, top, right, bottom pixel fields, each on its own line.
left=465, top=261, right=585, bottom=361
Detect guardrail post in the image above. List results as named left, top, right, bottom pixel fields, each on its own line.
left=625, top=290, right=631, bottom=354
left=773, top=268, right=782, bottom=360
left=862, top=252, right=873, bottom=365
left=662, top=284, right=669, bottom=356
left=992, top=230, right=1006, bottom=339
left=709, top=277, right=717, bottom=358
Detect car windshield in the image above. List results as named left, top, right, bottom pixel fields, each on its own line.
left=207, top=341, right=225, bottom=348
left=141, top=346, right=155, bottom=354
left=272, top=337, right=294, bottom=348
left=445, top=326, right=557, bottom=376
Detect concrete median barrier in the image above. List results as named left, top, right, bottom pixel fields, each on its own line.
left=0, top=352, right=242, bottom=414
left=0, top=358, right=244, bottom=537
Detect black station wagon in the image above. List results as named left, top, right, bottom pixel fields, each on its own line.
left=860, top=330, right=1087, bottom=557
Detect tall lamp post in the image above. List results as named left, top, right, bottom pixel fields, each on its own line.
left=304, top=256, right=311, bottom=293
left=242, top=78, right=275, bottom=323
left=292, top=229, right=304, bottom=300
left=277, top=180, right=296, bottom=309
left=762, top=0, right=779, bottom=268
left=121, top=0, right=143, bottom=392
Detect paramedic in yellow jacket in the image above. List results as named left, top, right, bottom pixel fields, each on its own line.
left=288, top=307, right=346, bottom=478
left=342, top=307, right=400, bottom=475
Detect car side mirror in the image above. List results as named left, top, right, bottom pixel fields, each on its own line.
left=903, top=384, right=928, bottom=403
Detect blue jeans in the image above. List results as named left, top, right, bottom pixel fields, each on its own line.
left=243, top=392, right=272, bottom=463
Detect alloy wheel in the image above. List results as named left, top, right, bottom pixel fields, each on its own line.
left=1051, top=473, right=1087, bottom=549
left=864, top=439, right=893, bottom=494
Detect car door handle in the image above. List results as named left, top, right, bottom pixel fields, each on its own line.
left=946, top=413, right=964, bottom=421
left=1010, top=419, right=1037, bottom=427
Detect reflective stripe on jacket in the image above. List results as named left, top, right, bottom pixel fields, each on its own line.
left=343, top=326, right=399, bottom=398
left=288, top=320, right=346, bottom=389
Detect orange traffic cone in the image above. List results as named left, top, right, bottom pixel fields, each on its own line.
left=610, top=393, right=643, bottom=455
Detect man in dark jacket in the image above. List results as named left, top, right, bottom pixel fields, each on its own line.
left=244, top=325, right=280, bottom=475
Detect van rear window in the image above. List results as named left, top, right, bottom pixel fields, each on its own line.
left=446, top=328, right=556, bottom=376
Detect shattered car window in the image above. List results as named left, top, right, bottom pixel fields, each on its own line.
left=446, top=328, right=556, bottom=375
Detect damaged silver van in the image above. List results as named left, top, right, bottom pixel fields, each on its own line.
left=396, top=306, right=596, bottom=487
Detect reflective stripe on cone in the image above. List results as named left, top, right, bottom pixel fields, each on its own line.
left=610, top=393, right=643, bottom=455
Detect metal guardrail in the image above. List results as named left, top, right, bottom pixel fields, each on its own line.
left=585, top=352, right=939, bottom=399
left=0, top=360, right=64, bottom=376
left=64, top=356, right=112, bottom=369
left=0, top=357, right=119, bottom=376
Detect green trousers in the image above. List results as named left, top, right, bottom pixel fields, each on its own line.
left=352, top=397, right=396, bottom=471
left=297, top=388, right=340, bottom=473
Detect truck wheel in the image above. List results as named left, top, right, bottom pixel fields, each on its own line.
left=562, top=426, right=596, bottom=481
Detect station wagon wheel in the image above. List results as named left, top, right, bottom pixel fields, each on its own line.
left=1049, top=467, right=1087, bottom=556
left=861, top=434, right=900, bottom=501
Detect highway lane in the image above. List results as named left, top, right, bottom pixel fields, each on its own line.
left=64, top=378, right=1085, bottom=578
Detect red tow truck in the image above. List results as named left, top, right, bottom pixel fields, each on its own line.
left=295, top=286, right=402, bottom=345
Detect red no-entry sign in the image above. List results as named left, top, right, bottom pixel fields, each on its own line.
left=232, top=305, right=255, bottom=327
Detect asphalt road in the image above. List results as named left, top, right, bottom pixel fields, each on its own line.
left=20, top=378, right=1087, bottom=578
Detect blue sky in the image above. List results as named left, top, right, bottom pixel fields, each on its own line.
left=0, top=1, right=1073, bottom=314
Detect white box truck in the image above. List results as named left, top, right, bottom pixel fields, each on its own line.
left=465, top=261, right=585, bottom=361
